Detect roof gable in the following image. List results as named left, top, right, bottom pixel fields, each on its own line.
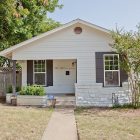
left=0, top=19, right=110, bottom=58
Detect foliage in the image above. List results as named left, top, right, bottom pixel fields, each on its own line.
left=19, top=85, right=45, bottom=96
left=112, top=103, right=139, bottom=109
left=0, top=0, right=62, bottom=66
left=7, top=85, right=21, bottom=93
left=112, top=26, right=140, bottom=107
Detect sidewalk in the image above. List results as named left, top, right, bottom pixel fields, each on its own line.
left=42, top=108, right=78, bottom=140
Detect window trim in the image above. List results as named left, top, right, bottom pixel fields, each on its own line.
left=103, top=54, right=120, bottom=87
left=33, top=60, right=46, bottom=86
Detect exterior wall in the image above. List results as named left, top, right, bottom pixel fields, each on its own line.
left=75, top=83, right=130, bottom=107
left=13, top=23, right=129, bottom=106
left=12, top=23, right=112, bottom=87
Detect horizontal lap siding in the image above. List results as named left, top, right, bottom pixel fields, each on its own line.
left=13, top=24, right=112, bottom=85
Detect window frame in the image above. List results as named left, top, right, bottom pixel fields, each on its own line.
left=103, top=54, right=120, bottom=87
left=33, top=60, right=46, bottom=86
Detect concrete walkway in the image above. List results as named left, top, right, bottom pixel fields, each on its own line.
left=42, top=108, right=78, bottom=140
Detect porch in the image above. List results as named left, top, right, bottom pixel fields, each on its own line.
left=20, top=59, right=77, bottom=95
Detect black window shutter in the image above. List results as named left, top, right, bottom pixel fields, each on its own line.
left=95, top=52, right=104, bottom=84
left=27, top=60, right=33, bottom=85
left=95, top=52, right=128, bottom=86
left=120, top=69, right=128, bottom=86
left=46, top=60, right=53, bottom=86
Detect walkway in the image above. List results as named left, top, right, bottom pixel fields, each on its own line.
left=42, top=108, right=78, bottom=140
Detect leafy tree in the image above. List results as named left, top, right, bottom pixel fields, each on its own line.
left=112, top=26, right=140, bottom=107
left=0, top=0, right=62, bottom=66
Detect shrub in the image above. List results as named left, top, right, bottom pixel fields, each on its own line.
left=112, top=103, right=140, bottom=109
left=7, top=85, right=21, bottom=93
left=19, top=85, right=45, bottom=96
left=7, top=85, right=12, bottom=93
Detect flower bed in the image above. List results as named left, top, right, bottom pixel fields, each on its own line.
left=17, top=85, right=47, bottom=106
left=17, top=95, right=47, bottom=106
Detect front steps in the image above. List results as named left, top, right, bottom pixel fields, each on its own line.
left=54, top=95, right=76, bottom=108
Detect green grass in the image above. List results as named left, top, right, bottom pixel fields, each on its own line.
left=75, top=108, right=140, bottom=140
left=0, top=104, right=53, bottom=140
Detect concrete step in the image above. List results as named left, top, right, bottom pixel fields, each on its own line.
left=54, top=96, right=76, bottom=107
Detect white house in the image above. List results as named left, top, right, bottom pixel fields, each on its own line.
left=0, top=19, right=130, bottom=106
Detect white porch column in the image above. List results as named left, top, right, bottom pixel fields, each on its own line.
left=21, top=60, right=27, bottom=86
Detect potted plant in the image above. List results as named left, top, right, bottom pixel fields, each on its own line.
left=6, top=85, right=21, bottom=104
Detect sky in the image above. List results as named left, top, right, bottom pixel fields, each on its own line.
left=48, top=0, right=140, bottom=31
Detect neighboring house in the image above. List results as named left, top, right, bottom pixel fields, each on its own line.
left=0, top=19, right=130, bottom=106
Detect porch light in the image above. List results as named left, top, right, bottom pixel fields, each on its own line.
left=72, top=61, right=77, bottom=67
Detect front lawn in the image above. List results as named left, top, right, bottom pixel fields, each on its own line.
left=0, top=104, right=53, bottom=140
left=75, top=108, right=140, bottom=140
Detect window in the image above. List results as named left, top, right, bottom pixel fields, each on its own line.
left=104, top=54, right=120, bottom=86
left=74, top=27, right=82, bottom=34
left=33, top=60, right=46, bottom=85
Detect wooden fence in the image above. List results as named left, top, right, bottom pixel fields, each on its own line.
left=0, top=67, right=22, bottom=96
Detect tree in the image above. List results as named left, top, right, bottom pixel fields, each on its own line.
left=112, top=26, right=140, bottom=107
left=0, top=0, right=62, bottom=66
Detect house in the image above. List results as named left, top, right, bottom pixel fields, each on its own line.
left=0, top=19, right=130, bottom=107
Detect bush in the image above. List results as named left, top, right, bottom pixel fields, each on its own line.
left=19, top=85, right=45, bottom=96
left=7, top=85, right=21, bottom=93
left=7, top=85, right=12, bottom=93
left=112, top=103, right=140, bottom=109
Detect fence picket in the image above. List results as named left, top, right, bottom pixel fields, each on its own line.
left=0, top=67, right=21, bottom=96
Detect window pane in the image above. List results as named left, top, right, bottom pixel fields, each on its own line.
left=105, top=61, right=109, bottom=65
left=105, top=66, right=109, bottom=70
left=114, top=55, right=118, bottom=60
left=105, top=56, right=109, bottom=60
left=114, top=66, right=118, bottom=70
left=34, top=60, right=45, bottom=72
left=109, top=56, right=113, bottom=60
left=114, top=60, right=118, bottom=65
left=34, top=73, right=45, bottom=85
left=110, top=61, right=113, bottom=65
left=105, top=71, right=119, bottom=86
left=110, top=65, right=113, bottom=70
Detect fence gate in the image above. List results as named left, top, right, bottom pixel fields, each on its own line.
left=0, top=67, right=21, bottom=96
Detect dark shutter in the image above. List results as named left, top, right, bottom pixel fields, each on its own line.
left=46, top=60, right=53, bottom=86
left=120, top=69, right=128, bottom=86
left=27, top=60, right=33, bottom=85
left=95, top=52, right=128, bottom=86
left=95, top=52, right=104, bottom=84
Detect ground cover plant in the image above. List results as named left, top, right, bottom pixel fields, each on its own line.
left=75, top=108, right=140, bottom=140
left=0, top=104, right=53, bottom=140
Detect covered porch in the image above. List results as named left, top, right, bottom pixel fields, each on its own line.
left=20, top=59, right=77, bottom=95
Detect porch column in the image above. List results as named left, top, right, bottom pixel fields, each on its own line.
left=12, top=60, right=16, bottom=95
